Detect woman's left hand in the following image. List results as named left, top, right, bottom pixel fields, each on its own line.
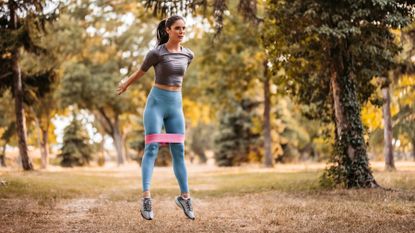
left=116, top=78, right=128, bottom=95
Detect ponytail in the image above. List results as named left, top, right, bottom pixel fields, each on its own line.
left=156, top=15, right=185, bottom=46
left=156, top=19, right=169, bottom=46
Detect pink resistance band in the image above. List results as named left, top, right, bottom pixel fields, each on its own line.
left=145, top=133, right=185, bottom=145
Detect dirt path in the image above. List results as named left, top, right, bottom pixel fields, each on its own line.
left=1, top=162, right=415, bottom=232
left=2, top=190, right=415, bottom=233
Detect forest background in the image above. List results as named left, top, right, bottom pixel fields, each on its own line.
left=1, top=0, right=414, bottom=173
left=1, top=0, right=415, bottom=232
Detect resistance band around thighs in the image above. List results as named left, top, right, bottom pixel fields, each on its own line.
left=145, top=133, right=185, bottom=145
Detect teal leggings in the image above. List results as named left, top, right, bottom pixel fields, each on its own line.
left=142, top=86, right=188, bottom=193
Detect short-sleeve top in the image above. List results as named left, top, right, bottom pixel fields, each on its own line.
left=139, top=43, right=194, bottom=86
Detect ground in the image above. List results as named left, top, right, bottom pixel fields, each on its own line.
left=1, top=162, right=415, bottom=233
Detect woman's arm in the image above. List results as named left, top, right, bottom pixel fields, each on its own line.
left=116, top=69, right=146, bottom=95
left=117, top=48, right=159, bottom=95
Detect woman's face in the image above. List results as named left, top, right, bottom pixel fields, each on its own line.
left=166, top=19, right=186, bottom=43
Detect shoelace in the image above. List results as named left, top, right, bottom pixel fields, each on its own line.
left=184, top=199, right=193, bottom=211
left=143, top=199, right=152, bottom=211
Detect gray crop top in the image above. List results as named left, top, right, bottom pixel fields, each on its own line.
left=139, top=43, right=194, bottom=86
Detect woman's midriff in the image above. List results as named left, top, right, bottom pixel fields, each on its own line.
left=154, top=83, right=182, bottom=92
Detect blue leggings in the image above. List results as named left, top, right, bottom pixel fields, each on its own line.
left=142, top=86, right=189, bottom=193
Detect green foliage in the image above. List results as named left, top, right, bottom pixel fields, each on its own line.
left=128, top=127, right=173, bottom=167
left=392, top=100, right=415, bottom=159
left=214, top=100, right=261, bottom=166
left=273, top=97, right=332, bottom=162
left=192, top=11, right=265, bottom=166
left=198, top=13, right=264, bottom=111
left=0, top=1, right=59, bottom=95
left=0, top=91, right=16, bottom=141
left=391, top=25, right=415, bottom=159
left=128, top=129, right=145, bottom=160
left=0, top=2, right=61, bottom=170
left=132, top=144, right=173, bottom=167
left=265, top=0, right=414, bottom=187
left=264, top=0, right=410, bottom=121
left=128, top=128, right=146, bottom=164
left=56, top=3, right=157, bottom=164
left=188, top=123, right=215, bottom=163
left=58, top=116, right=93, bottom=167
left=0, top=1, right=58, bottom=51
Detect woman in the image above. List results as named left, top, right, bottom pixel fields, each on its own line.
left=116, top=15, right=195, bottom=221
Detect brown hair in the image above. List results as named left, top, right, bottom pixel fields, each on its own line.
left=156, top=15, right=185, bottom=46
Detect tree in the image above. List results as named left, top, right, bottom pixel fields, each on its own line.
left=188, top=123, right=215, bottom=164
left=214, top=99, right=261, bottom=166
left=194, top=9, right=274, bottom=166
left=262, top=58, right=274, bottom=167
left=274, top=97, right=331, bottom=163
left=30, top=90, right=58, bottom=169
left=392, top=76, right=415, bottom=160
left=380, top=77, right=395, bottom=170
left=57, top=2, right=155, bottom=165
left=393, top=24, right=415, bottom=161
left=379, top=24, right=415, bottom=169
left=21, top=13, right=83, bottom=169
left=143, top=0, right=278, bottom=167
left=0, top=92, right=16, bottom=167
left=0, top=1, right=59, bottom=170
left=58, top=114, right=93, bottom=167
left=264, top=0, right=414, bottom=188
left=361, top=25, right=415, bottom=166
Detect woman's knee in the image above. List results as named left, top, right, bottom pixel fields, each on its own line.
left=144, top=143, right=159, bottom=158
left=170, top=143, right=184, bottom=158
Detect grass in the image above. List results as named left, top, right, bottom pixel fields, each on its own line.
left=1, top=167, right=322, bottom=201
left=1, top=162, right=415, bottom=232
left=1, top=163, right=415, bottom=200
left=0, top=170, right=125, bottom=200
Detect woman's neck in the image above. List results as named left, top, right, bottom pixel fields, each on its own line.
left=165, top=41, right=181, bottom=52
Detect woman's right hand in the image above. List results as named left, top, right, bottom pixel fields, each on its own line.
left=116, top=70, right=144, bottom=95
left=116, top=78, right=129, bottom=95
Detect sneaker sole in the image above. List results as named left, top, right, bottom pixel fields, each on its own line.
left=140, top=209, right=153, bottom=220
left=175, top=198, right=195, bottom=220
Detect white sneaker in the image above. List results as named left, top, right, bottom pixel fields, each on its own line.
left=140, top=197, right=154, bottom=220
left=175, top=196, right=195, bottom=220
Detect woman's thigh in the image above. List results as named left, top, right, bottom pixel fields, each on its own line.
left=143, top=96, right=163, bottom=134
left=164, top=108, right=185, bottom=134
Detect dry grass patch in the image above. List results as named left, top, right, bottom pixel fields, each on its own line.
left=0, top=162, right=414, bottom=232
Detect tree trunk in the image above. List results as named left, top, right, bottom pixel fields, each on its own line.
left=40, top=128, right=49, bottom=169
left=381, top=78, right=395, bottom=171
left=0, top=143, right=6, bottom=167
left=98, top=139, right=105, bottom=166
left=330, top=68, right=355, bottom=162
left=34, top=115, right=42, bottom=163
left=326, top=46, right=377, bottom=188
left=32, top=111, right=49, bottom=169
left=112, top=116, right=125, bottom=165
left=95, top=109, right=125, bottom=166
left=263, top=59, right=273, bottom=167
left=10, top=2, right=32, bottom=171
left=122, top=133, right=130, bottom=162
left=412, top=138, right=415, bottom=161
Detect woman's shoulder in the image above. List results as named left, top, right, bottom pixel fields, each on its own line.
left=182, top=46, right=194, bottom=59
left=143, top=45, right=165, bottom=60
left=149, top=45, right=164, bottom=54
